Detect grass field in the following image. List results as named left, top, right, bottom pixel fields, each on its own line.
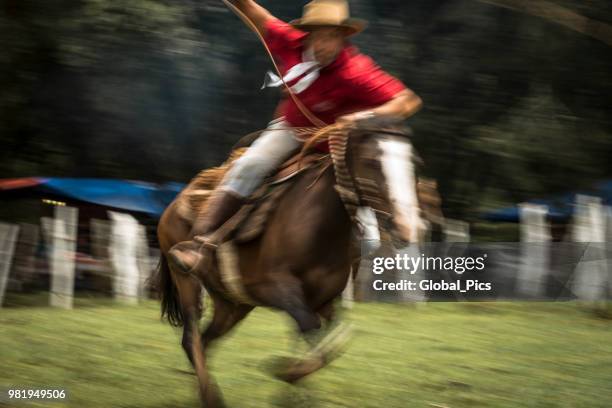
left=1, top=298, right=611, bottom=408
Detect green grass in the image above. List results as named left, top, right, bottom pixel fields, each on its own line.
left=1, top=299, right=611, bottom=408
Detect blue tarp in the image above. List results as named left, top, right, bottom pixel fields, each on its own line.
left=0, top=177, right=186, bottom=217
left=4, top=177, right=611, bottom=221
left=41, top=178, right=186, bottom=216
left=482, top=181, right=612, bottom=222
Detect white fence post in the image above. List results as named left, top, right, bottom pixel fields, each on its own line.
left=108, top=212, right=148, bottom=304
left=49, top=206, right=78, bottom=309
left=517, top=203, right=550, bottom=298
left=0, top=222, right=20, bottom=307
left=571, top=195, right=607, bottom=301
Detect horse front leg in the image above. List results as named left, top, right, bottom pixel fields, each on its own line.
left=285, top=274, right=354, bottom=383
left=310, top=299, right=353, bottom=362
left=201, top=294, right=254, bottom=352
left=252, top=272, right=351, bottom=383
left=169, top=264, right=224, bottom=408
left=279, top=301, right=353, bottom=383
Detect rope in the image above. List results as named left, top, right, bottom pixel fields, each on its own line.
left=326, top=127, right=361, bottom=221
left=220, top=0, right=327, bottom=128
left=217, top=2, right=369, bottom=219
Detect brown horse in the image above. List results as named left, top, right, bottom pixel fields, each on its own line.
left=153, top=122, right=426, bottom=407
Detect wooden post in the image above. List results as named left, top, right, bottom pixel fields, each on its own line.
left=517, top=203, right=550, bottom=298
left=108, top=212, right=143, bottom=304
left=49, top=206, right=78, bottom=309
left=571, top=195, right=607, bottom=301
left=0, top=222, right=20, bottom=307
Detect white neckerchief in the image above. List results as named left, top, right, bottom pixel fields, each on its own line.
left=261, top=48, right=321, bottom=94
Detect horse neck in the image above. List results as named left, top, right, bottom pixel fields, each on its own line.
left=252, top=161, right=355, bottom=277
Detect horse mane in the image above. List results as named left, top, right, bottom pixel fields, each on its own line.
left=299, top=120, right=441, bottom=228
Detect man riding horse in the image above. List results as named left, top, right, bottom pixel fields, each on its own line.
left=169, top=0, right=423, bottom=273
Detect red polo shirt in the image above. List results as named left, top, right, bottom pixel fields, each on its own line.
left=265, top=18, right=407, bottom=127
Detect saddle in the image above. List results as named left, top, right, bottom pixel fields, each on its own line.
left=270, top=150, right=329, bottom=184
left=176, top=149, right=330, bottom=243
left=233, top=150, right=329, bottom=242
left=176, top=143, right=444, bottom=245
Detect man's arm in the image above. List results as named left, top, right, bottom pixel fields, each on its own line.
left=369, top=89, right=422, bottom=119
left=228, top=0, right=275, bottom=35
left=338, top=89, right=423, bottom=126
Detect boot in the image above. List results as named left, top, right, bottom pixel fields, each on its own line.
left=168, top=189, right=245, bottom=273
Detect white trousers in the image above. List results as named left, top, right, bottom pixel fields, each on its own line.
left=221, top=119, right=381, bottom=254
left=222, top=119, right=302, bottom=197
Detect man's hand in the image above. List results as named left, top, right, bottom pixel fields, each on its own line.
left=336, top=89, right=422, bottom=128
left=336, top=110, right=375, bottom=128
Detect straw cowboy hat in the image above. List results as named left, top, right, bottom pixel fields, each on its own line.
left=290, top=0, right=368, bottom=36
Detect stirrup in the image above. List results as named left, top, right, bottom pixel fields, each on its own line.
left=168, top=242, right=204, bottom=275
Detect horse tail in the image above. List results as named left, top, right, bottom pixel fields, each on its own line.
left=153, top=254, right=184, bottom=327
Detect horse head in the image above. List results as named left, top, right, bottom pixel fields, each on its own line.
left=340, top=118, right=428, bottom=245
